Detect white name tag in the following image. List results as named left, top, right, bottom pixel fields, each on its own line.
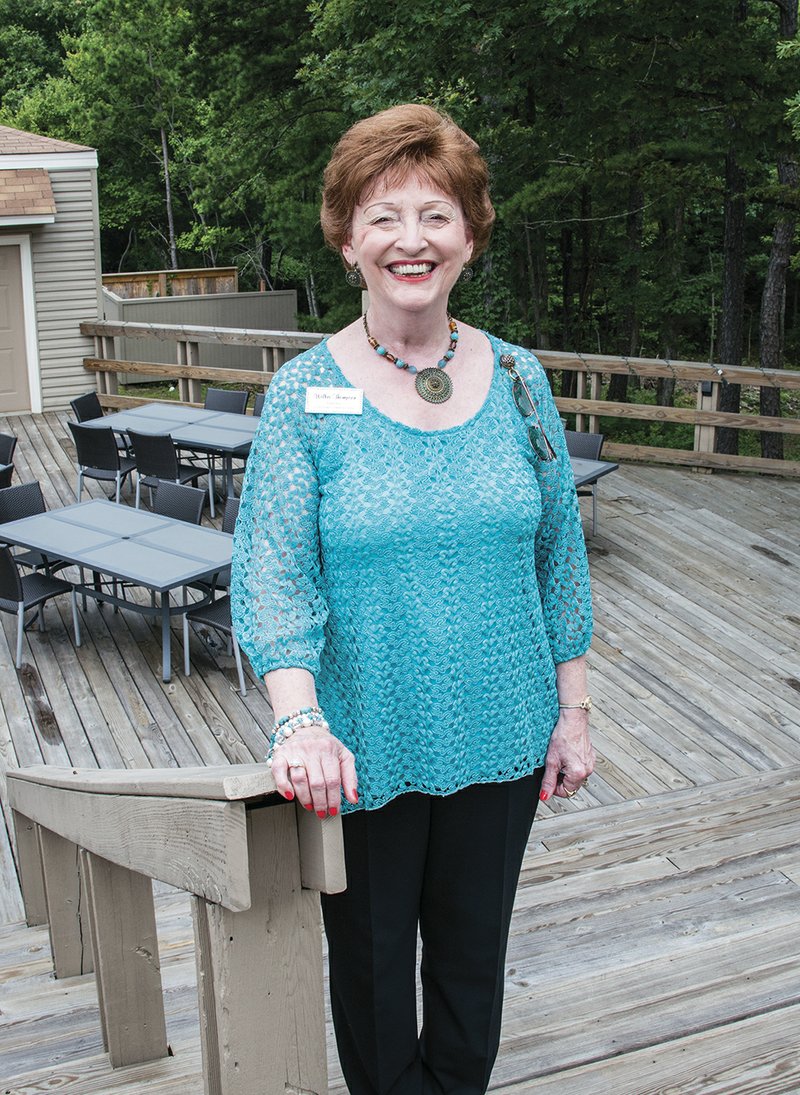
left=305, top=386, right=364, bottom=415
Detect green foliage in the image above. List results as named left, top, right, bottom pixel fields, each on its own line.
left=3, top=0, right=800, bottom=375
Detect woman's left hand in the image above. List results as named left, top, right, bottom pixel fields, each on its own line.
left=539, top=710, right=596, bottom=801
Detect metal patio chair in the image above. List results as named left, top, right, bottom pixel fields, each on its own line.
left=252, top=391, right=266, bottom=417
left=0, top=432, right=17, bottom=465
left=127, top=430, right=208, bottom=510
left=0, top=464, right=13, bottom=489
left=70, top=391, right=129, bottom=452
left=183, top=593, right=247, bottom=696
left=0, top=481, right=69, bottom=574
left=68, top=421, right=136, bottom=504
left=564, top=429, right=605, bottom=536
left=0, top=545, right=80, bottom=669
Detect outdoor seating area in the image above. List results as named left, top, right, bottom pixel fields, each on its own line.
left=1, top=405, right=798, bottom=1092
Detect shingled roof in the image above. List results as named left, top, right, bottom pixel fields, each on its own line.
left=0, top=124, right=93, bottom=156
left=0, top=168, right=57, bottom=219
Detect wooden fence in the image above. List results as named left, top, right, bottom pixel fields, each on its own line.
left=79, top=320, right=800, bottom=477
left=8, top=763, right=344, bottom=1095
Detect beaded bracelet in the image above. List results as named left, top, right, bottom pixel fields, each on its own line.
left=273, top=705, right=324, bottom=733
left=266, top=709, right=330, bottom=767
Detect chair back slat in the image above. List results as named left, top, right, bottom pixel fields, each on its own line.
left=0, top=545, right=23, bottom=602
left=128, top=431, right=180, bottom=481
left=204, top=387, right=248, bottom=415
left=0, top=432, right=17, bottom=465
left=0, top=481, right=46, bottom=524
left=68, top=421, right=122, bottom=471
left=70, top=391, right=104, bottom=423
left=564, top=430, right=604, bottom=461
left=222, top=497, right=240, bottom=535
left=153, top=482, right=205, bottom=525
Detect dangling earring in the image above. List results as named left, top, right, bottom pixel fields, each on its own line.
left=345, top=263, right=362, bottom=288
left=459, top=264, right=474, bottom=284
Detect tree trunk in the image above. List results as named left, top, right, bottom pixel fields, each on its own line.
left=657, top=202, right=685, bottom=408
left=758, top=155, right=798, bottom=459
left=160, top=126, right=178, bottom=270
left=716, top=146, right=747, bottom=454
left=560, top=227, right=576, bottom=398
left=609, top=178, right=643, bottom=403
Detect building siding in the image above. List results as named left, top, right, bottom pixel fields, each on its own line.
left=30, top=168, right=101, bottom=410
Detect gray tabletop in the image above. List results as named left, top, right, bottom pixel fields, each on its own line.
left=571, top=457, right=619, bottom=488
left=0, top=499, right=232, bottom=592
left=84, top=403, right=259, bottom=454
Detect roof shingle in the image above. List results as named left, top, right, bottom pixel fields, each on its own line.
left=0, top=124, right=94, bottom=156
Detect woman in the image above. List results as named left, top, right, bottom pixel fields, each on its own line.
left=231, top=103, right=594, bottom=1095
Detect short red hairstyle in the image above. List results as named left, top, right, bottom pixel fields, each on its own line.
left=321, top=104, right=495, bottom=263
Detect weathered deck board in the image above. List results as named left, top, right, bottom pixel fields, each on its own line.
left=0, top=411, right=799, bottom=1092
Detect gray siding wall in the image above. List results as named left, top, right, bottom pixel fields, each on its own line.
left=105, top=289, right=299, bottom=372
left=30, top=168, right=101, bottom=410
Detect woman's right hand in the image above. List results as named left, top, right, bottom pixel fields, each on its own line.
left=270, top=726, right=359, bottom=817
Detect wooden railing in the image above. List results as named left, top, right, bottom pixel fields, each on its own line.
left=8, top=764, right=344, bottom=1094
left=79, top=320, right=800, bottom=476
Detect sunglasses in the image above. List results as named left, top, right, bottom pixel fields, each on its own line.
left=500, top=354, right=557, bottom=462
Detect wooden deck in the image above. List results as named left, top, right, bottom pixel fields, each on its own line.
left=1, top=409, right=799, bottom=1092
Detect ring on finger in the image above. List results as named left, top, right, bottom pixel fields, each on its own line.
left=287, top=760, right=306, bottom=770
left=563, top=786, right=579, bottom=798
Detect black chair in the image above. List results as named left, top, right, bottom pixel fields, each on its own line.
left=0, top=545, right=79, bottom=669
left=0, top=464, right=13, bottom=489
left=69, top=391, right=104, bottom=422
left=564, top=429, right=605, bottom=536
left=0, top=481, right=68, bottom=573
left=182, top=388, right=249, bottom=515
left=127, top=430, right=208, bottom=510
left=252, top=391, right=266, bottom=417
left=0, top=432, right=17, bottom=465
left=152, top=481, right=206, bottom=525
left=204, top=387, right=249, bottom=415
left=183, top=594, right=247, bottom=696
left=70, top=392, right=129, bottom=453
left=68, top=421, right=136, bottom=504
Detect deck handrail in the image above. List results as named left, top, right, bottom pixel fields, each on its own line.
left=8, top=763, right=344, bottom=1091
left=79, top=318, right=800, bottom=476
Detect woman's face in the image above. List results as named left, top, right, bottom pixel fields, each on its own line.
left=342, top=171, right=473, bottom=318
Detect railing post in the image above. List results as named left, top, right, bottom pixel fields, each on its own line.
left=694, top=380, right=719, bottom=466
left=177, top=339, right=202, bottom=403
left=38, top=827, right=94, bottom=978
left=589, top=370, right=602, bottom=435
left=12, top=810, right=47, bottom=925
left=82, top=849, right=169, bottom=1067
left=192, top=803, right=329, bottom=1095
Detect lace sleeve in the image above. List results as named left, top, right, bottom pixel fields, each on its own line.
left=526, top=355, right=594, bottom=663
left=230, top=367, right=328, bottom=678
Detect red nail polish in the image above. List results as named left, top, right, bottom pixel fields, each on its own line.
left=317, top=810, right=327, bottom=819
left=304, top=803, right=313, bottom=811
left=329, top=806, right=338, bottom=817
left=539, top=790, right=550, bottom=802
left=284, top=790, right=294, bottom=801
left=353, top=793, right=359, bottom=804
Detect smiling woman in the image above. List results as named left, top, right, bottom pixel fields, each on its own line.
left=231, top=103, right=594, bottom=1095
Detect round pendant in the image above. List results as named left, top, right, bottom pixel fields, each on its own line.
left=415, top=367, right=452, bottom=404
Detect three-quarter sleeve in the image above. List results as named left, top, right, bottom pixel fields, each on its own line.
left=230, top=366, right=328, bottom=678
left=524, top=353, right=594, bottom=663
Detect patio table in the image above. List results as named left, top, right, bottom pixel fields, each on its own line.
left=0, top=499, right=232, bottom=682
left=571, top=456, right=619, bottom=488
left=82, top=403, right=259, bottom=502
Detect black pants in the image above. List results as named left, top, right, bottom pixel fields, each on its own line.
left=321, top=772, right=543, bottom=1095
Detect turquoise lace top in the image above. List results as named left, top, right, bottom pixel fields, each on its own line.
left=231, top=333, right=592, bottom=812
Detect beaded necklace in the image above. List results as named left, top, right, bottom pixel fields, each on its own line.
left=362, top=313, right=459, bottom=404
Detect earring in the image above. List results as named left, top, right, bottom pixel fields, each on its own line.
left=459, top=264, right=474, bottom=284
left=345, top=264, right=362, bottom=288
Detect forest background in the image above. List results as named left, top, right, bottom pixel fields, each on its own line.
left=2, top=0, right=800, bottom=457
